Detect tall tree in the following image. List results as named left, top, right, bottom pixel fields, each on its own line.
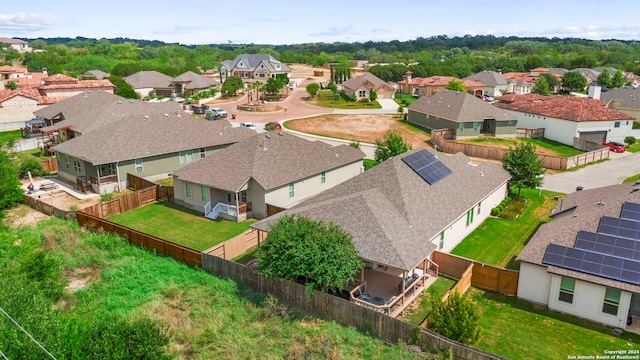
left=374, top=130, right=412, bottom=163
left=561, top=71, right=587, bottom=93
left=256, top=215, right=363, bottom=295
left=306, top=83, right=319, bottom=97
left=539, top=72, right=559, bottom=93
left=532, top=76, right=550, bottom=96
left=597, top=68, right=612, bottom=88
left=501, top=141, right=544, bottom=196
left=265, top=77, right=285, bottom=95
left=612, top=70, right=626, bottom=88
left=428, top=291, right=480, bottom=345
left=0, top=149, right=24, bottom=210
left=221, top=76, right=244, bottom=96
left=445, top=79, right=466, bottom=92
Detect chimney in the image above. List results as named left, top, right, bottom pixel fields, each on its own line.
left=405, top=71, right=413, bottom=84
left=42, top=67, right=48, bottom=77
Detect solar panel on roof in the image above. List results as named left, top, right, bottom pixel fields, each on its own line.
left=621, top=202, right=640, bottom=221
left=542, top=244, right=640, bottom=286
left=597, top=216, right=640, bottom=240
left=401, top=149, right=452, bottom=185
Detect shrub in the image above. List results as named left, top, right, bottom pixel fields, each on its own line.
left=428, top=291, right=480, bottom=344
left=349, top=95, right=357, bottom=102
left=633, top=121, right=640, bottom=130
left=624, top=136, right=636, bottom=147
left=491, top=207, right=500, bottom=216
left=358, top=98, right=370, bottom=103
left=19, top=157, right=45, bottom=179
left=100, top=193, right=114, bottom=203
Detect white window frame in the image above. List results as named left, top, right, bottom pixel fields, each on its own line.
left=200, top=186, right=207, bottom=201
left=602, top=287, right=621, bottom=316
left=321, top=171, right=326, bottom=183
left=439, top=231, right=444, bottom=250
left=558, top=276, right=575, bottom=304
left=289, top=182, right=294, bottom=198
left=135, top=159, right=143, bottom=173
left=200, top=148, right=206, bottom=159
left=185, top=182, right=192, bottom=198
left=73, top=159, right=82, bottom=173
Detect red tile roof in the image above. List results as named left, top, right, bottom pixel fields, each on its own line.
left=39, top=79, right=113, bottom=90
left=398, top=75, right=484, bottom=88
left=0, top=88, right=42, bottom=104
left=494, top=94, right=635, bottom=122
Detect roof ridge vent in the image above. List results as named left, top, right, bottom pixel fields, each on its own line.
left=164, top=113, right=169, bottom=117
left=143, top=115, right=149, bottom=120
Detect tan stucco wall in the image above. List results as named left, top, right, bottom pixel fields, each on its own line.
left=0, top=95, right=44, bottom=130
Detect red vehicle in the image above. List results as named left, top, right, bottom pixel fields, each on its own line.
left=603, top=141, right=626, bottom=153
left=264, top=122, right=283, bottom=130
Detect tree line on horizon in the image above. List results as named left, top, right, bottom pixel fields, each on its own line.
left=2, top=34, right=640, bottom=83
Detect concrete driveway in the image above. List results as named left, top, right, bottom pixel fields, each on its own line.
left=541, top=151, right=640, bottom=194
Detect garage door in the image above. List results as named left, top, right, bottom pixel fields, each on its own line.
left=579, top=131, right=607, bottom=143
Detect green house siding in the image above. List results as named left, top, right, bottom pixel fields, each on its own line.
left=407, top=110, right=456, bottom=130
left=495, top=120, right=517, bottom=136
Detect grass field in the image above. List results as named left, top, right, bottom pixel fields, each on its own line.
left=451, top=188, right=562, bottom=269
left=401, top=276, right=456, bottom=326
left=459, top=137, right=583, bottom=157
left=312, top=90, right=382, bottom=109
left=0, top=130, right=21, bottom=145
left=107, top=202, right=254, bottom=251
left=0, top=218, right=424, bottom=359
left=470, top=288, right=640, bottom=359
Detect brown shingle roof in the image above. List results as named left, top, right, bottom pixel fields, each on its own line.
left=407, top=90, right=516, bottom=122
left=171, top=71, right=218, bottom=90
left=253, top=150, right=510, bottom=270
left=517, top=183, right=640, bottom=293
left=51, top=115, right=254, bottom=165
left=125, top=70, right=173, bottom=90
left=494, top=94, right=635, bottom=122
left=173, top=132, right=365, bottom=192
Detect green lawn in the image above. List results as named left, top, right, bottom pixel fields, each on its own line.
left=470, top=288, right=640, bottom=359
left=0, top=130, right=22, bottom=145
left=107, top=202, right=255, bottom=251
left=394, top=93, right=418, bottom=106
left=627, top=142, right=640, bottom=153
left=624, top=174, right=640, bottom=183
left=521, top=138, right=584, bottom=157
left=401, top=276, right=457, bottom=326
left=312, top=90, right=382, bottom=109
left=451, top=188, right=562, bottom=269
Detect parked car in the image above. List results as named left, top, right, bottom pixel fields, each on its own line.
left=210, top=107, right=228, bottom=118
left=264, top=122, right=282, bottom=131
left=240, top=122, right=257, bottom=130
left=603, top=141, right=626, bottom=153
left=483, top=94, right=495, bottom=102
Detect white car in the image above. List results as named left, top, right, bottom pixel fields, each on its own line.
left=210, top=107, right=228, bottom=118
left=240, top=122, right=257, bottom=130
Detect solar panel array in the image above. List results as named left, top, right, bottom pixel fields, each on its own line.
left=543, top=244, right=640, bottom=285
left=401, top=149, right=452, bottom=185
left=621, top=202, right=640, bottom=222
left=542, top=202, right=640, bottom=286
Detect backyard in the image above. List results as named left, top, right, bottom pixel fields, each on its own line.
left=450, top=188, right=561, bottom=269
left=456, top=137, right=584, bottom=157
left=107, top=202, right=254, bottom=251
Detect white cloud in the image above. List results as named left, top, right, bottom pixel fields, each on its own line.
left=0, top=12, right=58, bottom=33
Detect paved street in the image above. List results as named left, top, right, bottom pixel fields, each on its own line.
left=541, top=151, right=640, bottom=194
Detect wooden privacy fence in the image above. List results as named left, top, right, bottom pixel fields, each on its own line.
left=202, top=253, right=505, bottom=360
left=81, top=186, right=157, bottom=218
left=204, top=229, right=262, bottom=260
left=22, top=196, right=76, bottom=220
left=41, top=157, right=57, bottom=173
left=516, top=128, right=545, bottom=138
left=76, top=211, right=202, bottom=267
left=127, top=173, right=174, bottom=202
left=432, top=251, right=519, bottom=296
left=431, top=129, right=609, bottom=171
left=266, top=203, right=286, bottom=217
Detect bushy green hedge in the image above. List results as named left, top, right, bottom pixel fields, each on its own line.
left=491, top=197, right=513, bottom=216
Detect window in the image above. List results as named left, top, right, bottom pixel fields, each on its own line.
left=65, top=154, right=70, bottom=169
left=602, top=287, right=621, bottom=316
left=227, top=192, right=232, bottom=202
left=179, top=150, right=193, bottom=164
left=466, top=208, right=474, bottom=226
left=473, top=122, right=480, bottom=132
left=200, top=148, right=206, bottom=159
left=259, top=73, right=265, bottom=78
left=508, top=120, right=514, bottom=127
left=614, top=121, right=620, bottom=128
left=289, top=182, right=294, bottom=198
left=240, top=190, right=247, bottom=203
left=458, top=123, right=464, bottom=132
left=200, top=186, right=207, bottom=201
left=135, top=159, right=143, bottom=173
left=359, top=90, right=366, bottom=97
left=558, top=277, right=575, bottom=304
left=185, top=183, right=192, bottom=198
left=439, top=231, right=444, bottom=250
left=477, top=201, right=481, bottom=215
left=73, top=159, right=82, bottom=173
left=321, top=171, right=326, bottom=183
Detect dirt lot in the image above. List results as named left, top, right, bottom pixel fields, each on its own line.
left=35, top=191, right=99, bottom=211
left=286, top=114, right=432, bottom=149
left=4, top=204, right=50, bottom=228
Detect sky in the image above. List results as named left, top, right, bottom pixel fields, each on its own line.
left=2, top=0, right=640, bottom=45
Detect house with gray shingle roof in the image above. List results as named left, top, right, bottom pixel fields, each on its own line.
left=494, top=93, right=635, bottom=145
left=251, top=148, right=510, bottom=317
left=341, top=73, right=395, bottom=100
left=599, top=86, right=640, bottom=121
left=463, top=70, right=513, bottom=97
left=46, top=91, right=255, bottom=193
left=172, top=131, right=365, bottom=222
left=517, top=183, right=640, bottom=329
left=407, top=90, right=518, bottom=138
left=124, top=70, right=173, bottom=98
left=219, top=54, right=291, bottom=82
left=171, top=71, right=218, bottom=96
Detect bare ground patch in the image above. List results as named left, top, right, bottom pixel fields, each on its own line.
left=35, top=191, right=99, bottom=211
left=4, top=204, right=50, bottom=229
left=286, top=114, right=431, bottom=150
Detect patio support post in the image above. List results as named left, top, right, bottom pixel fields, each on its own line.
left=234, top=192, right=240, bottom=221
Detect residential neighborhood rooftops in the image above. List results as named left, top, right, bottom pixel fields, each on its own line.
left=408, top=90, right=517, bottom=122
left=125, top=70, right=173, bottom=90
left=494, top=94, right=635, bottom=122
left=220, top=54, right=291, bottom=74
left=463, top=71, right=511, bottom=87
left=398, top=75, right=484, bottom=89
left=599, top=86, right=640, bottom=110
left=517, top=183, right=640, bottom=293
left=171, top=71, right=218, bottom=90
left=253, top=149, right=510, bottom=271
left=173, top=131, right=365, bottom=192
